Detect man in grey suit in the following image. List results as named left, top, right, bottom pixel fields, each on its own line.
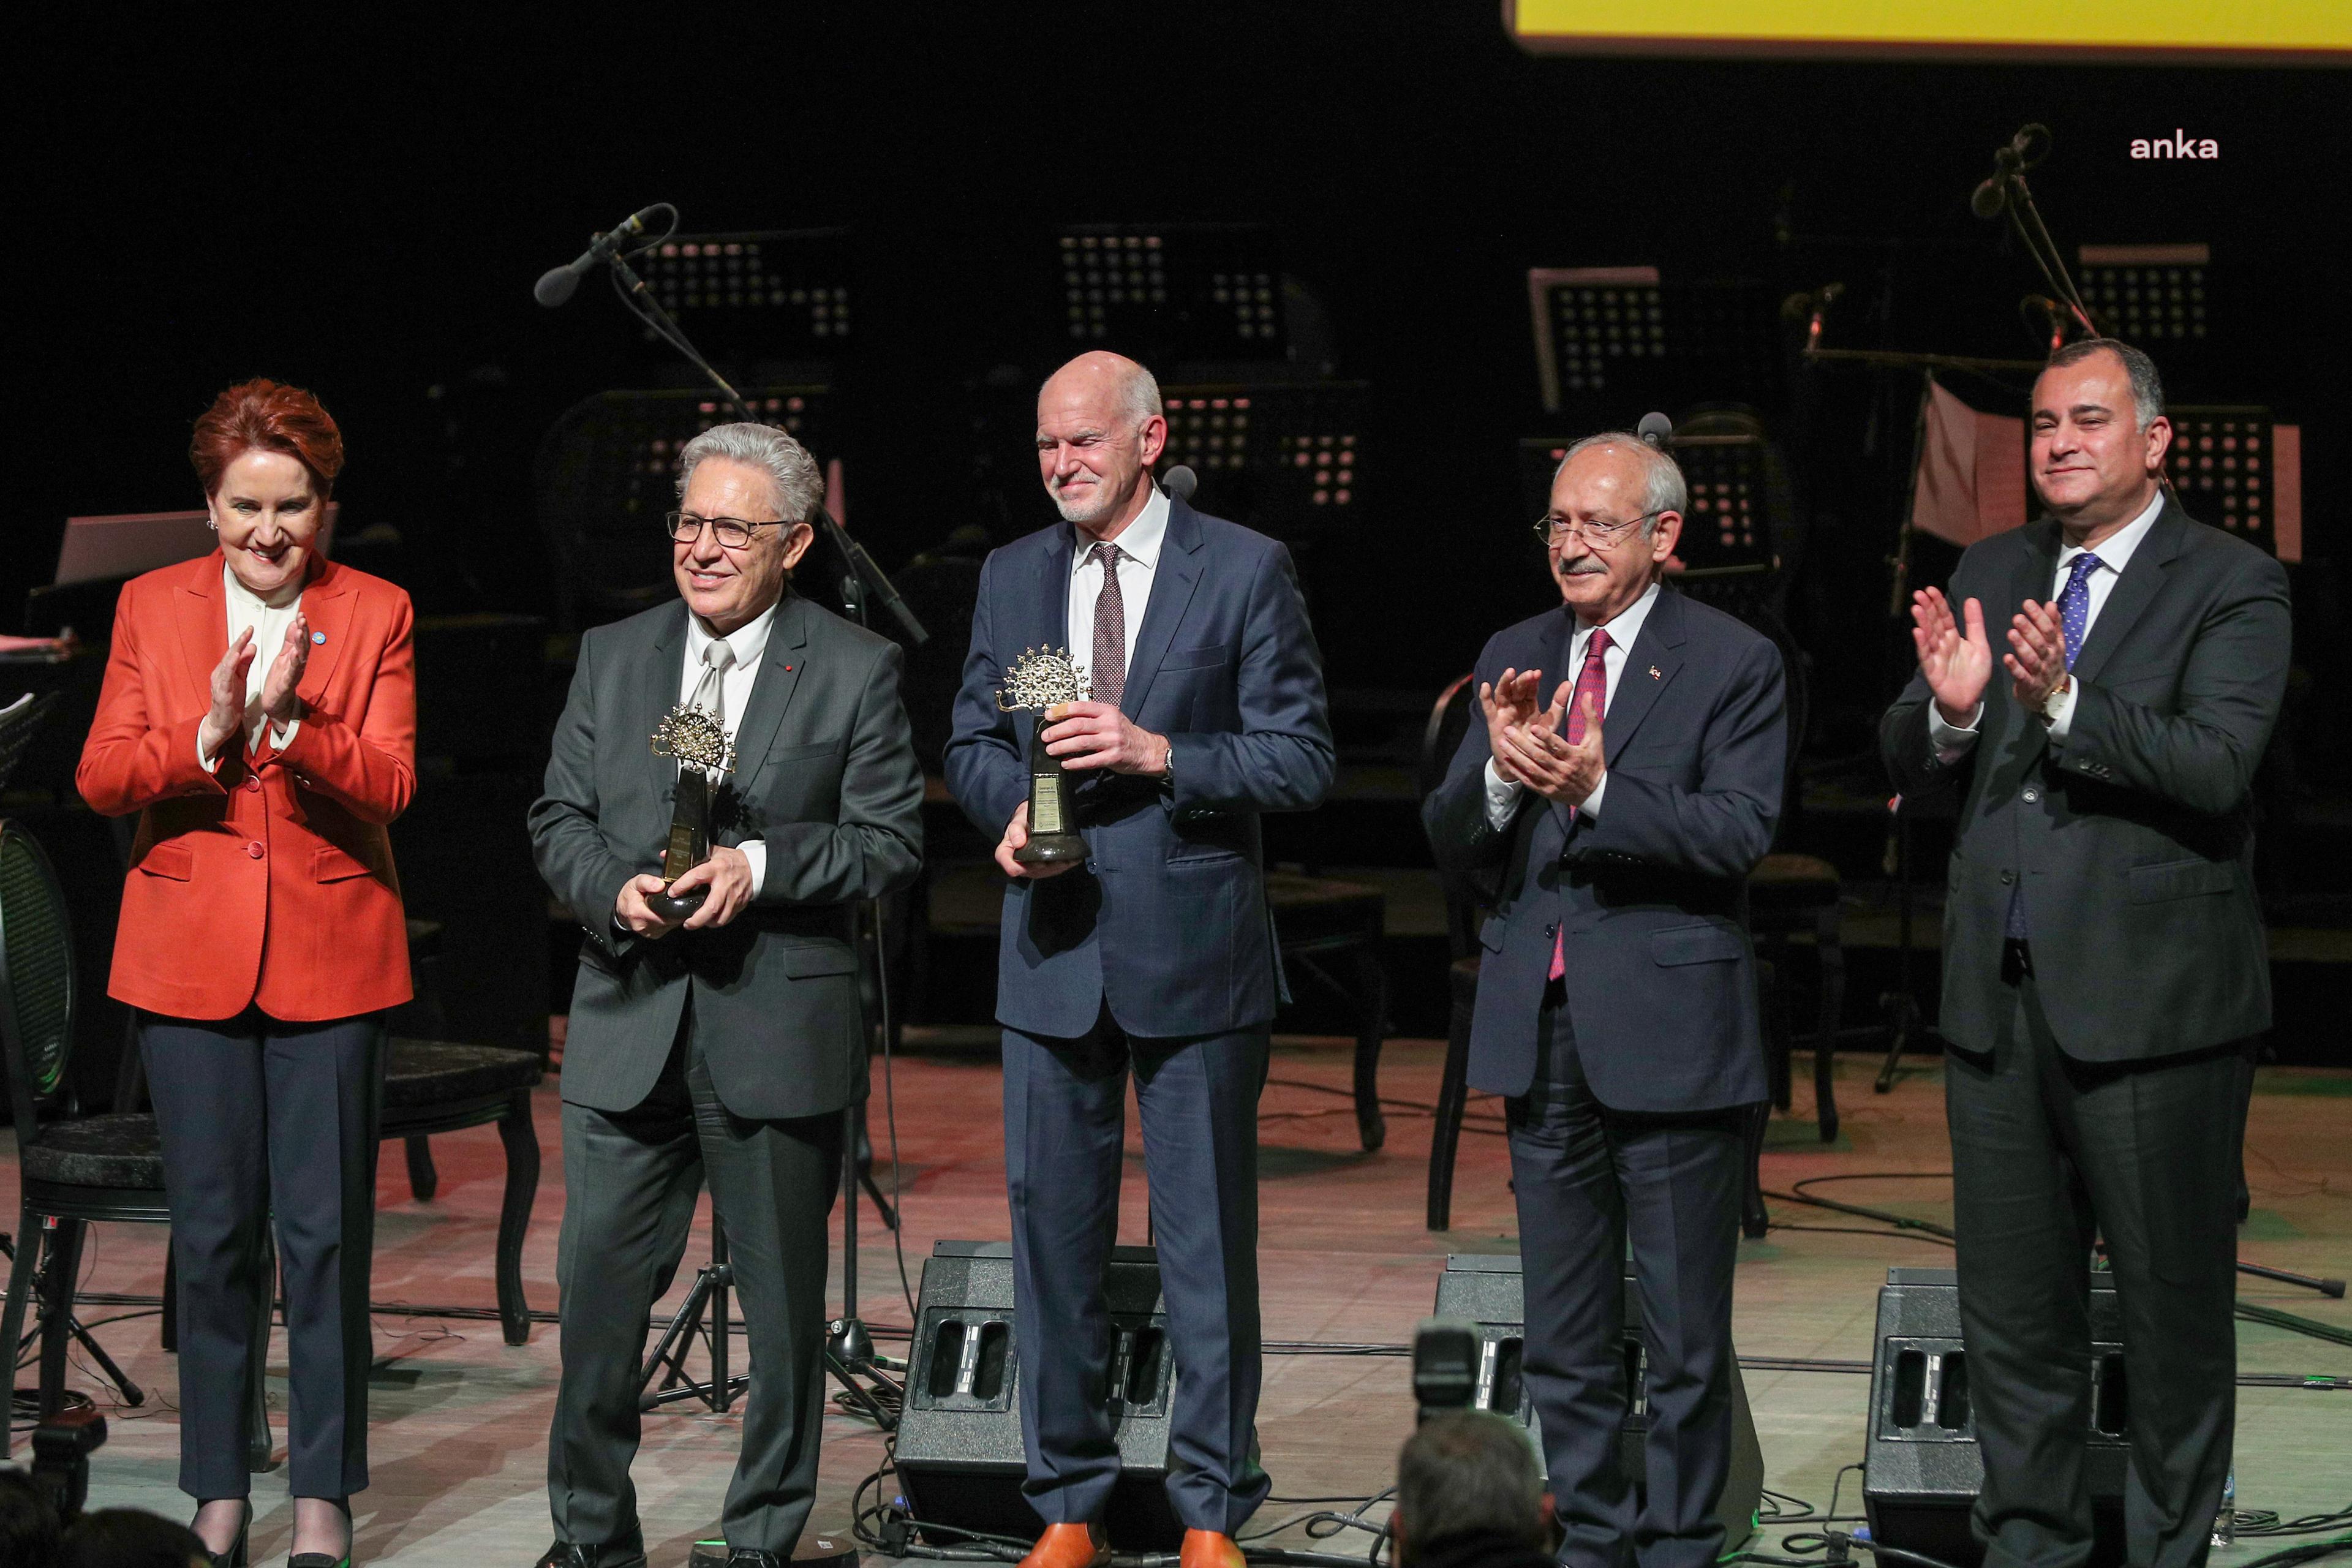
left=944, top=351, right=1333, bottom=1568
left=1423, top=432, right=1784, bottom=1568
left=1883, top=339, right=2290, bottom=1568
left=530, top=423, right=924, bottom=1568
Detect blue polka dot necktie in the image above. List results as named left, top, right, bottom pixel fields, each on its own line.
left=2005, top=552, right=2105, bottom=942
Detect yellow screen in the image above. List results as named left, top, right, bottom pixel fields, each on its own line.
left=1504, top=0, right=2351, bottom=62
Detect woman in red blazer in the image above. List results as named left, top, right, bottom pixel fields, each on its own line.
left=78, top=379, right=413, bottom=1568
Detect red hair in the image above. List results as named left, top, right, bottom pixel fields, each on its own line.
left=190, top=379, right=345, bottom=499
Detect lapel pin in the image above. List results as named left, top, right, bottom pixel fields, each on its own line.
left=1648, top=665, right=1661, bottom=680
left=312, top=631, right=326, bottom=644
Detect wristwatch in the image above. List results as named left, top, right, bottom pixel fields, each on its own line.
left=2037, top=674, right=2073, bottom=728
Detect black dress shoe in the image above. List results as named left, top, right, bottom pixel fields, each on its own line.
left=533, top=1541, right=648, bottom=1568
left=727, top=1552, right=785, bottom=1567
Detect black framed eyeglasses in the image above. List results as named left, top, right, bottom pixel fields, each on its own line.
left=1531, top=508, right=1663, bottom=548
left=665, top=510, right=783, bottom=549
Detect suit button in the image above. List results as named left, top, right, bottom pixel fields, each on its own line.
left=2021, top=787, right=2039, bottom=804
left=1999, top=869, right=2015, bottom=885
left=246, top=842, right=265, bottom=859
left=1545, top=922, right=1559, bottom=938
left=244, top=774, right=263, bottom=793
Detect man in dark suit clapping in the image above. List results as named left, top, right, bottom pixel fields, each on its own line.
left=1883, top=339, right=2290, bottom=1568
left=945, top=351, right=1334, bottom=1568
left=1423, top=431, right=1786, bottom=1568
left=529, top=423, right=924, bottom=1568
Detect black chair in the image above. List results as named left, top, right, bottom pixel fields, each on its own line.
left=1419, top=676, right=1483, bottom=1231
left=1265, top=873, right=1390, bottom=1152
left=0, top=818, right=271, bottom=1467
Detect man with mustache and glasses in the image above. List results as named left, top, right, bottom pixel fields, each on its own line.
left=1423, top=432, right=1786, bottom=1568
left=1883, top=339, right=2290, bottom=1568
left=945, top=350, right=1333, bottom=1568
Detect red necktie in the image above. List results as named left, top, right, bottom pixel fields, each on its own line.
left=1548, top=627, right=1611, bottom=982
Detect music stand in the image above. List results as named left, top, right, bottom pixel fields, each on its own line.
left=1527, top=268, right=1780, bottom=416
left=1055, top=223, right=1289, bottom=363
left=1154, top=380, right=1369, bottom=545
left=629, top=229, right=853, bottom=372
left=2076, top=243, right=2209, bottom=345
left=2162, top=407, right=2302, bottom=562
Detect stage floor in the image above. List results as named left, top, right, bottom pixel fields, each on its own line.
left=7, top=1042, right=2346, bottom=1566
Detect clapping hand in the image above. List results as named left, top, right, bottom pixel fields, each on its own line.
left=2003, top=598, right=2068, bottom=710
left=199, top=629, right=258, bottom=760
left=260, top=612, right=311, bottom=728
left=1910, top=587, right=1992, bottom=727
left=1494, top=687, right=1607, bottom=808
left=1477, top=668, right=1550, bottom=784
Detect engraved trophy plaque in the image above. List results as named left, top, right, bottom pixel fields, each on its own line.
left=647, top=701, right=739, bottom=921
left=997, top=646, right=1091, bottom=866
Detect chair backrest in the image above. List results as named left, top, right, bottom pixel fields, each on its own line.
left=0, top=820, right=77, bottom=1136
left=0, top=691, right=62, bottom=796
left=1417, top=675, right=1486, bottom=959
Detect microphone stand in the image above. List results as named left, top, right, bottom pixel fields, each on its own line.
left=594, top=239, right=909, bottom=1439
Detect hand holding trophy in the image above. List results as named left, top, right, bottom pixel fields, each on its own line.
left=647, top=698, right=739, bottom=921
left=997, top=647, right=1091, bottom=866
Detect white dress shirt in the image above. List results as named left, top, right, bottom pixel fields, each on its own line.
left=682, top=598, right=780, bottom=897
left=1929, top=486, right=2166, bottom=754
left=1066, top=483, right=1170, bottom=687
left=1483, top=579, right=1662, bottom=829
left=198, top=561, right=303, bottom=772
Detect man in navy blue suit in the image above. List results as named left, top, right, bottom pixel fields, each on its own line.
left=945, top=350, right=1334, bottom=1568
left=1423, top=432, right=1785, bottom=1568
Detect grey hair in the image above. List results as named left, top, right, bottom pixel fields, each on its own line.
left=1041, top=358, right=1164, bottom=433
left=1395, top=1411, right=1548, bottom=1561
left=1556, top=431, right=1688, bottom=534
left=674, top=422, right=824, bottom=524
left=2044, top=337, right=2166, bottom=432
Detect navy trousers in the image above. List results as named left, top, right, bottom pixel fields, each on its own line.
left=1506, top=990, right=1748, bottom=1568
left=1944, top=968, right=2240, bottom=1568
left=140, top=1009, right=384, bottom=1501
left=1001, top=1011, right=1272, bottom=1535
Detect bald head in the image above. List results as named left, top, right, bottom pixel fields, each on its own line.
left=1036, top=351, right=1169, bottom=536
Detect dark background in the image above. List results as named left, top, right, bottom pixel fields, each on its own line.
left=9, top=9, right=2346, bottom=1079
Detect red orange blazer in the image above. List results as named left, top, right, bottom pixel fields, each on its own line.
left=77, top=551, right=417, bottom=1021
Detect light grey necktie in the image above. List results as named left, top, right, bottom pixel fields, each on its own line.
left=693, top=638, right=737, bottom=728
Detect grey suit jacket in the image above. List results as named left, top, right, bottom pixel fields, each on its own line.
left=942, top=497, right=1334, bottom=1039
left=1880, top=500, right=2291, bottom=1061
left=530, top=592, right=925, bottom=1117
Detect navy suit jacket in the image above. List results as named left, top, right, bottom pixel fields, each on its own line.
left=944, top=497, right=1335, bottom=1039
left=1422, top=587, right=1785, bottom=1112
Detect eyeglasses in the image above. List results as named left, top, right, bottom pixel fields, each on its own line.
left=665, top=511, right=784, bottom=549
left=1531, top=508, right=1664, bottom=548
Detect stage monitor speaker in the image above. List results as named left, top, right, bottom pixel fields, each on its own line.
left=896, top=1241, right=1201, bottom=1551
left=1863, top=1267, right=2130, bottom=1568
left=1432, top=1253, right=1763, bottom=1550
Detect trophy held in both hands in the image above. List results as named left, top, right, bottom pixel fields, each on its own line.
left=997, top=646, right=1091, bottom=867
left=647, top=699, right=738, bottom=921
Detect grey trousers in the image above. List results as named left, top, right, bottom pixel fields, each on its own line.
left=548, top=1015, right=843, bottom=1555
left=1945, top=968, right=2241, bottom=1568
left=141, top=1009, right=385, bottom=1501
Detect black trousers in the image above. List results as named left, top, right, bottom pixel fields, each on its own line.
left=1506, top=989, right=1749, bottom=1568
left=548, top=1010, right=843, bottom=1555
left=140, top=1009, right=385, bottom=1501
left=1944, top=968, right=2240, bottom=1568
left=1001, top=1011, right=1272, bottom=1535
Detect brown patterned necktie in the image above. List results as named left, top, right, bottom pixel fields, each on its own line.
left=1088, top=541, right=1126, bottom=707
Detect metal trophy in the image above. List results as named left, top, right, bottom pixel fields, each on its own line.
left=647, top=700, right=738, bottom=921
left=997, top=647, right=1091, bottom=866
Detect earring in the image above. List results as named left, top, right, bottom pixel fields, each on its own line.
left=206, top=518, right=218, bottom=531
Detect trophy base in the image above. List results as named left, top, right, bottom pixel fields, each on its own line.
left=645, top=886, right=709, bottom=922
left=1014, top=832, right=1088, bottom=866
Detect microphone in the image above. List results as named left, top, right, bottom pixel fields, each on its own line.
left=1162, top=464, right=1198, bottom=502
left=1636, top=412, right=1674, bottom=448
left=534, top=205, right=666, bottom=307
left=1970, top=126, right=2048, bottom=221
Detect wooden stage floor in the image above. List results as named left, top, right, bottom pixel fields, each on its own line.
left=8, top=1042, right=2347, bottom=1566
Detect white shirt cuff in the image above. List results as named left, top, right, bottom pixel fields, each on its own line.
left=1482, top=758, right=1523, bottom=831
left=739, top=839, right=767, bottom=899
left=198, top=731, right=222, bottom=774
left=2043, top=680, right=2079, bottom=742
left=270, top=716, right=300, bottom=752
left=1580, top=771, right=1608, bottom=816
left=1927, top=701, right=1983, bottom=763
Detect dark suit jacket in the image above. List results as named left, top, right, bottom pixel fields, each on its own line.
left=1880, top=500, right=2290, bottom=1061
left=942, top=497, right=1335, bottom=1040
left=1423, top=588, right=1785, bottom=1112
left=530, top=592, right=925, bottom=1118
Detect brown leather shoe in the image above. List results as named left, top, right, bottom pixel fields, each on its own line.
left=1179, top=1529, right=1246, bottom=1568
left=1019, top=1522, right=1110, bottom=1568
